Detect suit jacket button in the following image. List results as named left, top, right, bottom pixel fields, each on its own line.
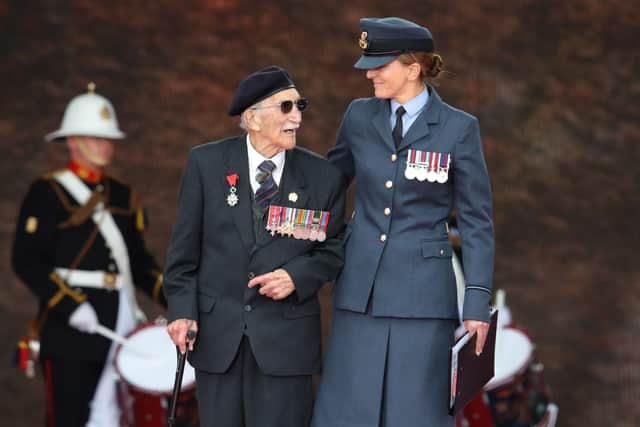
left=244, top=305, right=252, bottom=312
left=248, top=272, right=255, bottom=279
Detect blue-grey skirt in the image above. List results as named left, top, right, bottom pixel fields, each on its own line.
left=311, top=308, right=457, bottom=427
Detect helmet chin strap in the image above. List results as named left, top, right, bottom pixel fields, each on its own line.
left=74, top=139, right=111, bottom=168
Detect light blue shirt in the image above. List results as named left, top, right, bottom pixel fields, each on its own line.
left=390, top=86, right=429, bottom=138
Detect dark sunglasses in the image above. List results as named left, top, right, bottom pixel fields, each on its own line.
left=253, top=98, right=309, bottom=114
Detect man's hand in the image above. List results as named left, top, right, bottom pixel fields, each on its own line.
left=248, top=268, right=295, bottom=300
left=167, top=318, right=198, bottom=354
left=463, top=319, right=490, bottom=356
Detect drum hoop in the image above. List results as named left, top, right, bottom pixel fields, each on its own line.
left=484, top=325, right=534, bottom=391
left=113, top=321, right=196, bottom=395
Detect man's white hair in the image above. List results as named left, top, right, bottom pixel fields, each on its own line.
left=238, top=99, right=266, bottom=130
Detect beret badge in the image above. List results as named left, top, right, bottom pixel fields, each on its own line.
left=359, top=31, right=368, bottom=49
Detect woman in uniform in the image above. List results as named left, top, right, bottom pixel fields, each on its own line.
left=312, top=17, right=495, bottom=427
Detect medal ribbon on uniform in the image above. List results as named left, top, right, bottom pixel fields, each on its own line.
left=266, top=205, right=331, bottom=240
left=404, top=150, right=451, bottom=183
left=226, top=174, right=239, bottom=206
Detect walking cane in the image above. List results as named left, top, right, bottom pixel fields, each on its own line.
left=167, top=329, right=196, bottom=427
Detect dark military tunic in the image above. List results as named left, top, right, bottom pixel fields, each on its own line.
left=12, top=165, right=165, bottom=426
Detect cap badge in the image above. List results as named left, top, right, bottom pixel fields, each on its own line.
left=100, top=104, right=111, bottom=120
left=359, top=31, right=368, bottom=49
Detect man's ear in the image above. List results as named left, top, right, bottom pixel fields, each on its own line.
left=245, top=110, right=261, bottom=131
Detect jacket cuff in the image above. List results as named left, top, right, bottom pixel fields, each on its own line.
left=462, top=286, right=492, bottom=322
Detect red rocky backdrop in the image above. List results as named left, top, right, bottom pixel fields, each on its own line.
left=0, top=1, right=638, bottom=426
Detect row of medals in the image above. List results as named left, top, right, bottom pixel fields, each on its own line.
left=266, top=205, right=330, bottom=242
left=405, top=149, right=451, bottom=183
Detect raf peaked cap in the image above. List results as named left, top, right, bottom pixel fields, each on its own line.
left=228, top=65, right=296, bottom=116
left=354, top=17, right=434, bottom=70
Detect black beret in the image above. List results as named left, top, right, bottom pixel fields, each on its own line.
left=355, top=17, right=434, bottom=70
left=228, top=66, right=296, bottom=116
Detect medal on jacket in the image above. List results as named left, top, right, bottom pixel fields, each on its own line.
left=426, top=152, right=439, bottom=182
left=436, top=153, right=451, bottom=183
left=226, top=174, right=239, bottom=206
left=266, top=205, right=281, bottom=235
left=405, top=150, right=451, bottom=183
left=416, top=150, right=429, bottom=181
left=266, top=206, right=330, bottom=241
left=405, top=149, right=418, bottom=180
left=317, top=211, right=330, bottom=242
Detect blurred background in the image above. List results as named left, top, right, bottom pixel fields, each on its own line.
left=1, top=1, right=638, bottom=426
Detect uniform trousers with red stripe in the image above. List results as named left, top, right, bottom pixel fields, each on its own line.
left=42, top=358, right=105, bottom=427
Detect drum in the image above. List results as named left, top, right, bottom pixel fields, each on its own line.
left=114, top=323, right=199, bottom=427
left=459, top=326, right=556, bottom=427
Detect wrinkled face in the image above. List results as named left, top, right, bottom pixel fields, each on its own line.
left=366, top=59, right=418, bottom=102
left=67, top=136, right=114, bottom=168
left=251, top=88, right=303, bottom=155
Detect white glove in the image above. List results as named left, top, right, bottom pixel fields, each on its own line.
left=69, top=302, right=99, bottom=333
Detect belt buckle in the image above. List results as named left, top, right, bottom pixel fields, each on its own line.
left=103, top=272, right=117, bottom=290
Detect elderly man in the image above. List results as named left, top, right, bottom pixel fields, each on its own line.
left=164, top=66, right=346, bottom=427
left=11, top=83, right=165, bottom=427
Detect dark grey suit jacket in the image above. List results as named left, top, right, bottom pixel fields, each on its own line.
left=164, top=136, right=346, bottom=375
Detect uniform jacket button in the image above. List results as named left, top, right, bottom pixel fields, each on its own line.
left=380, top=234, right=387, bottom=242
left=385, top=180, right=393, bottom=189
left=384, top=207, right=391, bottom=216
left=391, top=154, right=397, bottom=162
left=244, top=304, right=252, bottom=312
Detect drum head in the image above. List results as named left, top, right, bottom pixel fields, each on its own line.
left=115, top=323, right=196, bottom=394
left=485, top=327, right=533, bottom=390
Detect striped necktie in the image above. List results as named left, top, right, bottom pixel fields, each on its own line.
left=254, top=160, right=278, bottom=210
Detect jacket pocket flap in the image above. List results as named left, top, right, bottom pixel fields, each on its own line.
left=198, top=293, right=216, bottom=313
left=283, top=298, right=321, bottom=319
left=421, top=240, right=452, bottom=259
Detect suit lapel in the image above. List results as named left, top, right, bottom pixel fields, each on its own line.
left=224, top=137, right=255, bottom=253
left=371, top=100, right=395, bottom=151
left=399, top=87, right=442, bottom=149
left=255, top=148, right=309, bottom=249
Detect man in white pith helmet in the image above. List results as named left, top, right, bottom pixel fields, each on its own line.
left=12, top=83, right=166, bottom=427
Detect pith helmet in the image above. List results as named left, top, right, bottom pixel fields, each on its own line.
left=45, top=83, right=125, bottom=142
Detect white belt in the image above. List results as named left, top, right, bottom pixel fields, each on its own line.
left=54, top=268, right=123, bottom=290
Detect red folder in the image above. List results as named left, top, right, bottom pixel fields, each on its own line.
left=449, top=309, right=498, bottom=416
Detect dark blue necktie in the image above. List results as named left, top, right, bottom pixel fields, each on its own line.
left=392, top=106, right=406, bottom=147
left=254, top=160, right=278, bottom=210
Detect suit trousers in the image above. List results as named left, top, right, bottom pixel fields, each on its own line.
left=195, top=337, right=313, bottom=427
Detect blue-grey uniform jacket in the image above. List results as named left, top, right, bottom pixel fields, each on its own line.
left=329, top=87, right=494, bottom=322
